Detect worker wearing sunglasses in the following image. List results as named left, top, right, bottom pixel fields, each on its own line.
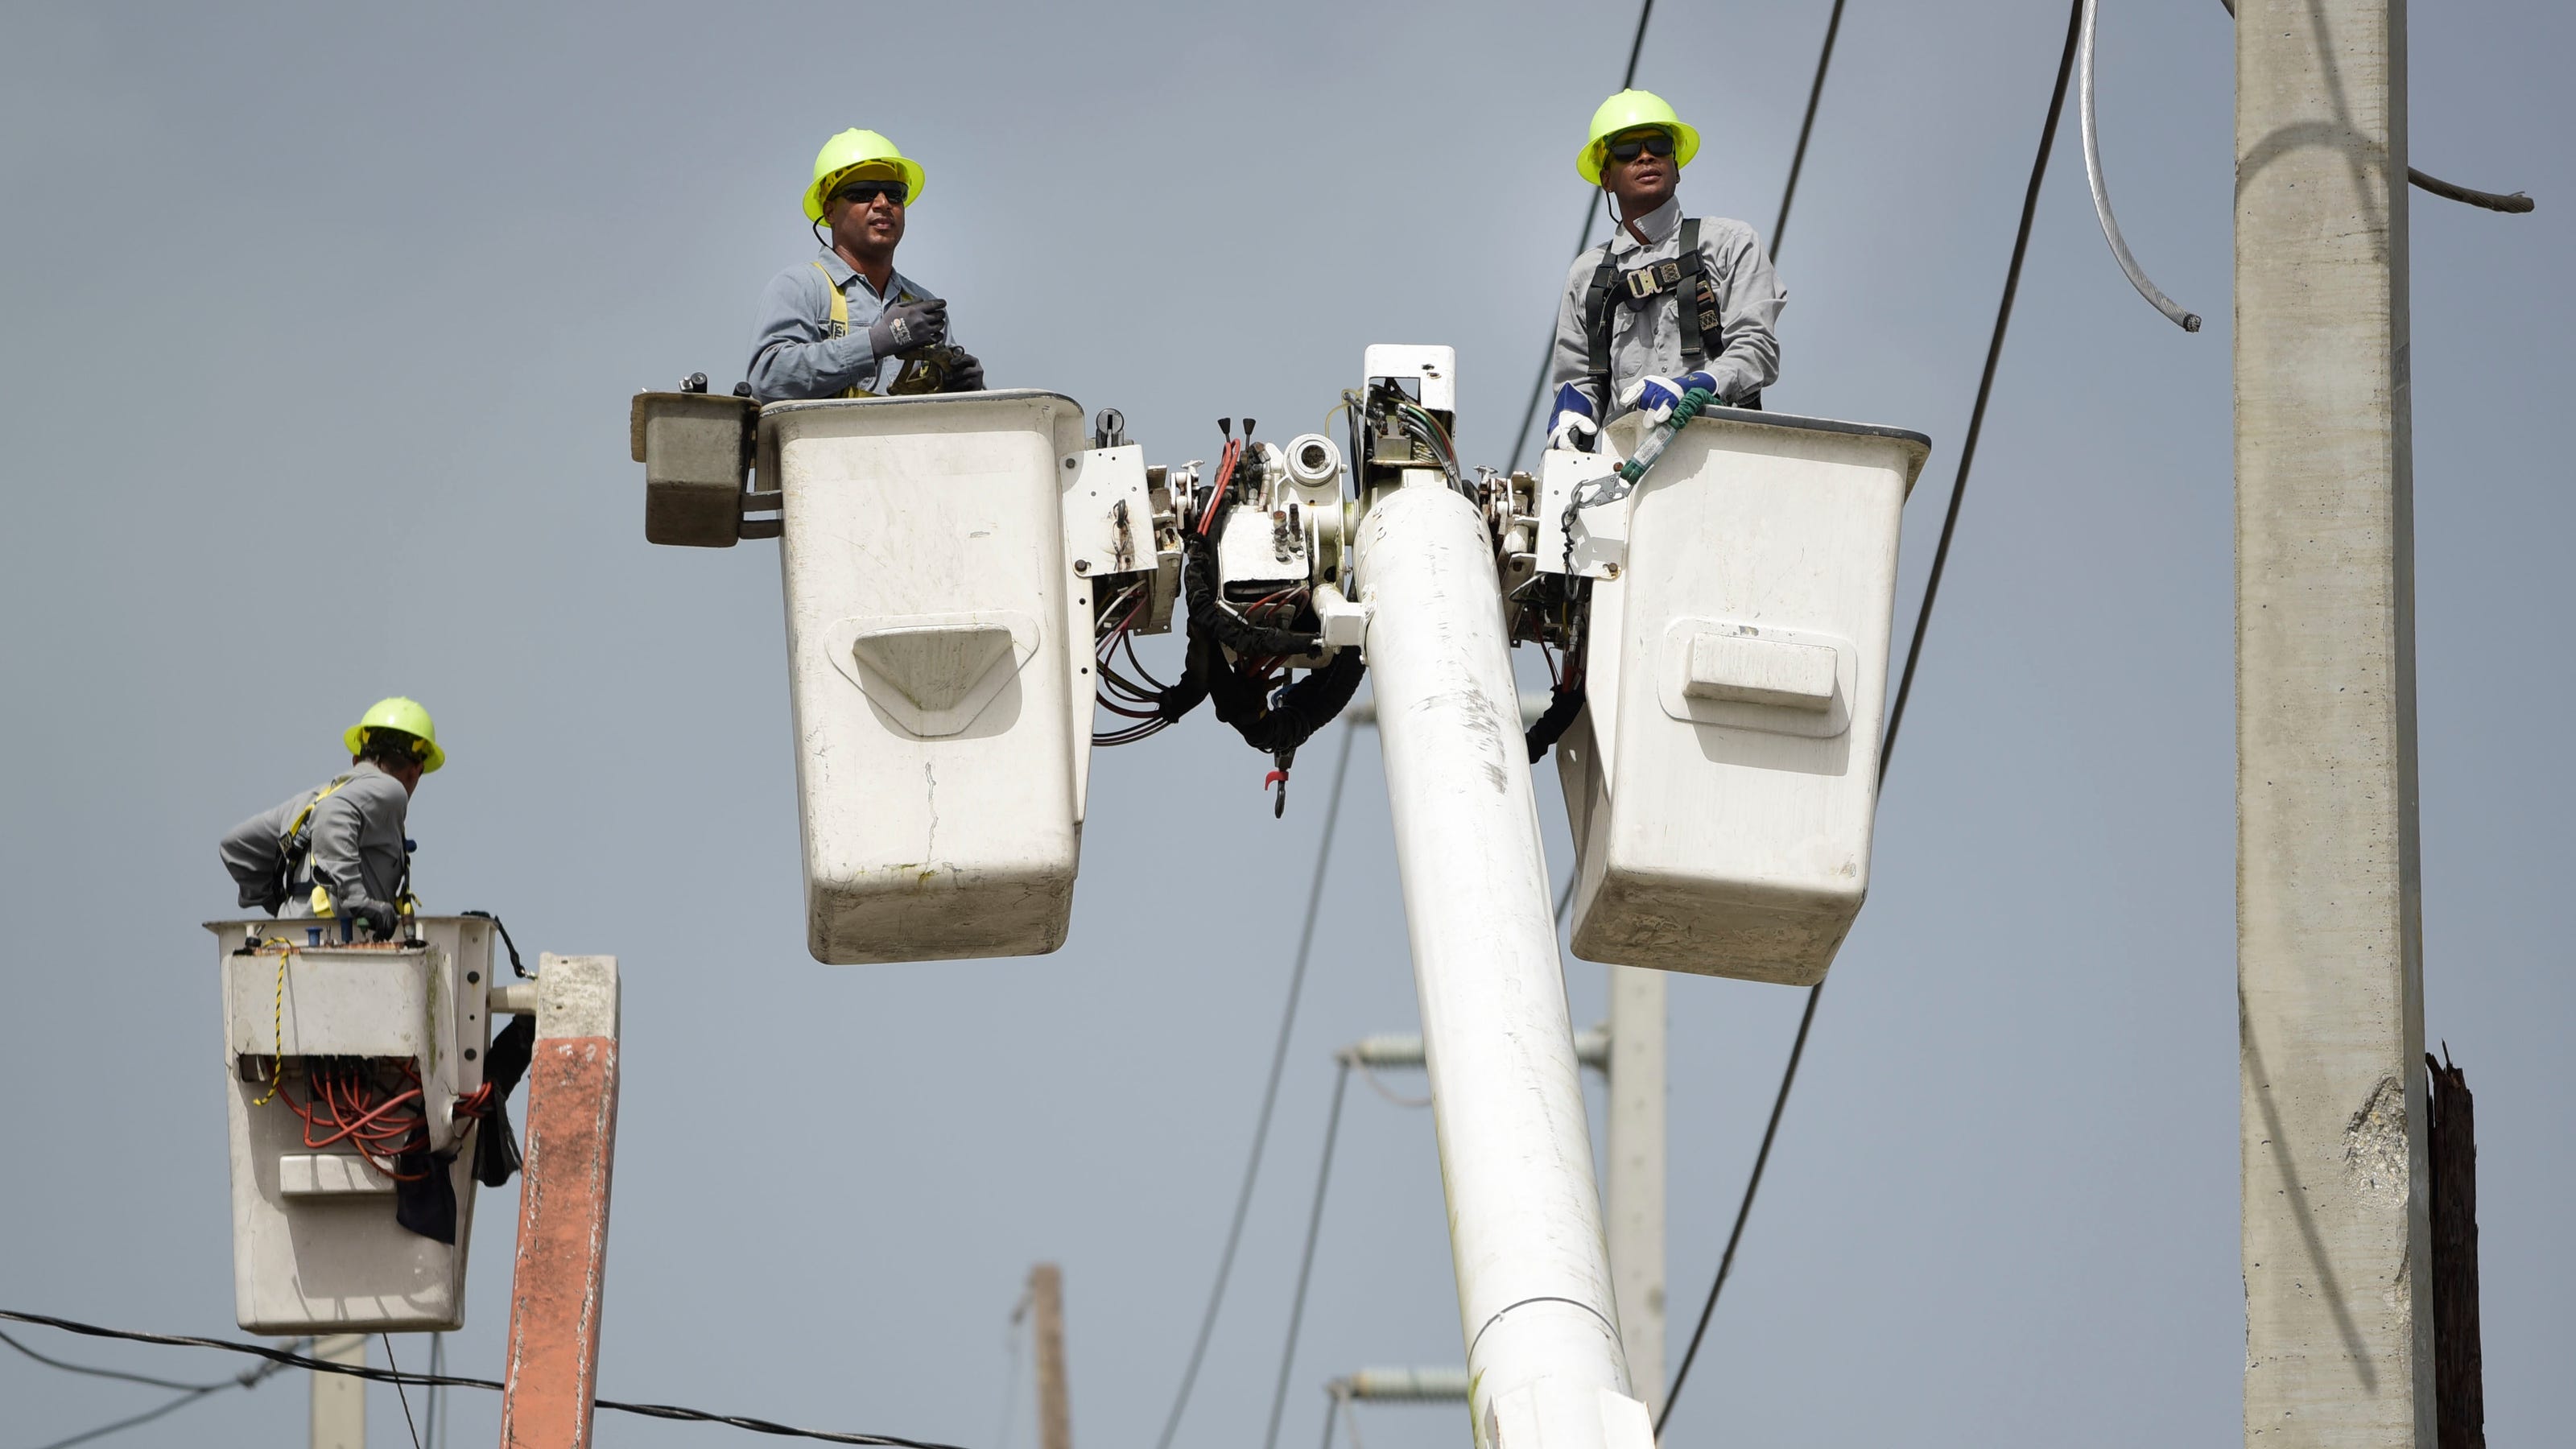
left=747, top=128, right=987, bottom=401
left=1543, top=89, right=1785, bottom=451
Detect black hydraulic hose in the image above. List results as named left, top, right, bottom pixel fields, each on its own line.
left=1524, top=678, right=1587, bottom=762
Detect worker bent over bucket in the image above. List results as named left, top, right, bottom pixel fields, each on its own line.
left=1546, top=89, right=1787, bottom=451
left=217, top=696, right=441, bottom=940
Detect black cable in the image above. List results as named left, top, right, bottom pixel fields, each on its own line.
left=1505, top=0, right=1656, bottom=474
left=1261, top=1059, right=1353, bottom=1449
left=35, top=1384, right=229, bottom=1449
left=19, top=1341, right=293, bottom=1449
left=1769, top=0, right=1849, bottom=258
left=1152, top=722, right=1360, bottom=1449
left=2207, top=0, right=2532, bottom=213
left=461, top=910, right=527, bottom=978
left=1657, top=0, right=2086, bottom=1431
left=0, top=1309, right=974, bottom=1449
left=1, top=1326, right=242, bottom=1392
left=386, top=1333, right=425, bottom=1449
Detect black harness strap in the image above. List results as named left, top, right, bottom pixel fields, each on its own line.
left=1675, top=217, right=1707, bottom=369
left=1583, top=249, right=1620, bottom=406
left=1584, top=216, right=1732, bottom=399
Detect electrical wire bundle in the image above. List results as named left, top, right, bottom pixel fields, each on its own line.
left=1092, top=580, right=1198, bottom=747
left=281, top=1058, right=431, bottom=1183
left=1388, top=399, right=1466, bottom=493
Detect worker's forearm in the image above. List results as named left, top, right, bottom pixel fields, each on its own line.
left=746, top=333, right=883, bottom=401
left=1707, top=341, right=1774, bottom=403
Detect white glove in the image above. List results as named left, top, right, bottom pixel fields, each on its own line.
left=1545, top=382, right=1599, bottom=452
left=1620, top=371, right=1719, bottom=423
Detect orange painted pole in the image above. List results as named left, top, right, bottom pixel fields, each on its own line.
left=497, top=954, right=621, bottom=1449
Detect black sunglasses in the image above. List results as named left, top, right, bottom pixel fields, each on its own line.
left=1605, top=131, right=1676, bottom=163
left=832, top=180, right=909, bottom=207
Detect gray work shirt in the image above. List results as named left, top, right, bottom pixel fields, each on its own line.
left=1550, top=196, right=1786, bottom=419
left=218, top=761, right=411, bottom=918
left=745, top=252, right=956, bottom=402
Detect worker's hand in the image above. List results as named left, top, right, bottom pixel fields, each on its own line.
left=1546, top=382, right=1599, bottom=452
left=1621, top=371, right=1719, bottom=423
left=868, top=297, right=947, bottom=357
left=345, top=899, right=398, bottom=941
left=943, top=350, right=986, bottom=392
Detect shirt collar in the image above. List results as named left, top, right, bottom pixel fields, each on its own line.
left=814, top=249, right=901, bottom=298
left=1608, top=195, right=1683, bottom=254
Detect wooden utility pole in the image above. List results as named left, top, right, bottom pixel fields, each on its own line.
left=1028, top=1263, right=1073, bottom=1449
left=2236, top=2, right=2431, bottom=1445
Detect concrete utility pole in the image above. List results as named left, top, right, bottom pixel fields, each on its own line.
left=311, top=1333, right=365, bottom=1449
left=1028, top=1263, right=1073, bottom=1449
left=1603, top=968, right=1666, bottom=1416
left=1355, top=480, right=1652, bottom=1449
left=2236, top=4, right=2431, bottom=1447
left=498, top=955, right=624, bottom=1449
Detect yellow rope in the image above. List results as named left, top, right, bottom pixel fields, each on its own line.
left=249, top=942, right=293, bottom=1107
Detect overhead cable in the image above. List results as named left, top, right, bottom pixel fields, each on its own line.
left=2215, top=0, right=2533, bottom=213
left=1767, top=0, right=1849, bottom=260
left=1261, top=1059, right=1355, bottom=1449
left=1151, top=722, right=1360, bottom=1449
left=14, top=1328, right=295, bottom=1449
left=0, top=1309, right=974, bottom=1449
left=1504, top=0, right=1658, bottom=475
left=386, top=1333, right=426, bottom=1449
left=2, top=1326, right=256, bottom=1393
left=2079, top=0, right=2202, bottom=330
left=1657, top=0, right=2088, bottom=1429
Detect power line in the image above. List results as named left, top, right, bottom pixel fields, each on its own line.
left=1769, top=0, right=1849, bottom=258
left=1152, top=721, right=1360, bottom=1449
left=6, top=1323, right=298, bottom=1449
left=0, top=1309, right=976, bottom=1449
left=1504, top=0, right=1657, bottom=474
left=35, top=1382, right=250, bottom=1449
left=2, top=1326, right=246, bottom=1392
left=1657, top=0, right=2087, bottom=1431
left=385, top=1333, right=424, bottom=1449
left=1261, top=1059, right=1353, bottom=1449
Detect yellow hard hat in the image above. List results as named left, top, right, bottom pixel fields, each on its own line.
left=803, top=129, right=926, bottom=222
left=344, top=696, right=445, bottom=773
left=1577, top=89, right=1701, bottom=186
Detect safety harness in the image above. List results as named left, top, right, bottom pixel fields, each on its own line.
left=1581, top=217, right=1761, bottom=411
left=811, top=260, right=952, bottom=400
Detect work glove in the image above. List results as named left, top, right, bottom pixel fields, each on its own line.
left=867, top=296, right=947, bottom=358
left=1545, top=382, right=1599, bottom=452
left=1620, top=371, right=1719, bottom=424
left=942, top=349, right=986, bottom=392
left=344, top=898, right=398, bottom=941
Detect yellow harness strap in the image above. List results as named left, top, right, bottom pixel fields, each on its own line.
left=286, top=775, right=352, bottom=918
left=811, top=260, right=877, bottom=399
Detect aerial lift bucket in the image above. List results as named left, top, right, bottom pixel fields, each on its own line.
left=765, top=392, right=1098, bottom=964
left=1558, top=408, right=1930, bottom=985
left=211, top=914, right=497, bottom=1333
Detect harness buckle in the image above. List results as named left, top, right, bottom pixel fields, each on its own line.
left=1624, top=268, right=1663, bottom=300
